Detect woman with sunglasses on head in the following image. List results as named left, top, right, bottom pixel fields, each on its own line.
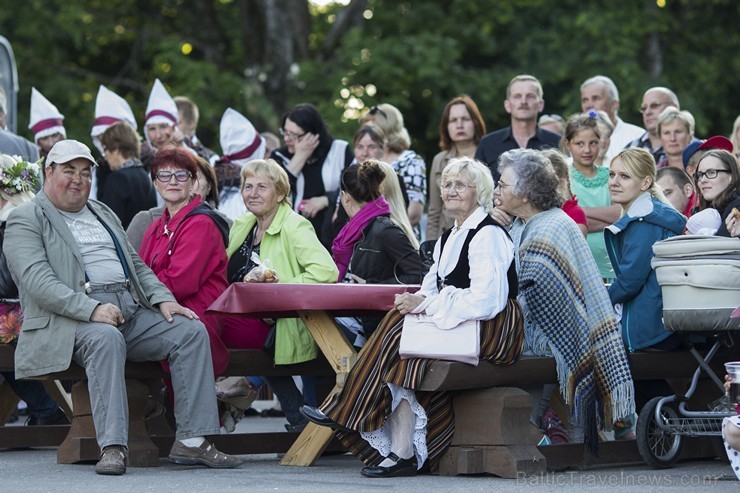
left=271, top=103, right=354, bottom=250
left=360, top=103, right=427, bottom=238
left=693, top=149, right=740, bottom=237
left=139, top=146, right=231, bottom=384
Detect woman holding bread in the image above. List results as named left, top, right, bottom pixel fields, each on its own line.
left=220, top=158, right=338, bottom=431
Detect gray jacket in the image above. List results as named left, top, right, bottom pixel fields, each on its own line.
left=3, top=190, right=174, bottom=378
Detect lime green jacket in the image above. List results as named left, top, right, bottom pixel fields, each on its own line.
left=228, top=202, right=338, bottom=364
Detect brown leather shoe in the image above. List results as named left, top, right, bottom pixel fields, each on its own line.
left=168, top=440, right=242, bottom=469
left=95, top=445, right=127, bottom=475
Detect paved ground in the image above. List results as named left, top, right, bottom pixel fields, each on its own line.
left=3, top=411, right=738, bottom=492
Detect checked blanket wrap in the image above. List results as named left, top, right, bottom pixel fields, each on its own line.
left=513, top=208, right=635, bottom=447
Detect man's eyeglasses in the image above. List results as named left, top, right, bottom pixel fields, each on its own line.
left=279, top=128, right=306, bottom=141
left=694, top=168, right=730, bottom=181
left=639, top=101, right=671, bottom=114
left=156, top=170, right=192, bottom=183
left=439, top=180, right=476, bottom=193
left=369, top=106, right=387, bottom=119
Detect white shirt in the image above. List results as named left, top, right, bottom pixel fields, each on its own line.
left=415, top=207, right=513, bottom=329
left=605, top=117, right=645, bottom=165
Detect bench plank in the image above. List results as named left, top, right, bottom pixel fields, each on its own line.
left=420, top=351, right=705, bottom=392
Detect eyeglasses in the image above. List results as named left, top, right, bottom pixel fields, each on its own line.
left=439, top=180, right=476, bottom=193
left=155, top=170, right=192, bottom=183
left=369, top=106, right=387, bottom=119
left=639, top=101, right=671, bottom=113
left=279, top=128, right=306, bottom=141
left=494, top=180, right=513, bottom=189
left=694, top=168, right=730, bottom=181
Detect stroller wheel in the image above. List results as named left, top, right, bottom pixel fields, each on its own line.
left=636, top=396, right=684, bottom=468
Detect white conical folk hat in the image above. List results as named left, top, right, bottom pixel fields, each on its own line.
left=145, top=79, right=178, bottom=128
left=219, top=108, right=264, bottom=164
left=91, top=85, right=137, bottom=139
left=28, top=87, right=66, bottom=142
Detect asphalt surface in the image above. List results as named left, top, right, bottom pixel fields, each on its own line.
left=2, top=411, right=738, bottom=492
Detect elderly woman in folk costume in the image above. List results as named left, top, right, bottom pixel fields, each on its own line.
left=494, top=149, right=636, bottom=445
left=0, top=154, right=68, bottom=425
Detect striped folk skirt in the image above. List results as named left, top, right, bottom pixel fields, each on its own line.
left=319, top=298, right=524, bottom=472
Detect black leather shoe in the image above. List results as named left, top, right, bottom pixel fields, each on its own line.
left=361, top=452, right=417, bottom=478
left=26, top=408, right=69, bottom=426
left=299, top=405, right=350, bottom=432
left=284, top=421, right=308, bottom=433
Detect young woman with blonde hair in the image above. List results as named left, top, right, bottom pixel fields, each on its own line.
left=605, top=148, right=686, bottom=352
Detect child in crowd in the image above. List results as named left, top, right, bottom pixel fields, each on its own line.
left=562, top=112, right=618, bottom=280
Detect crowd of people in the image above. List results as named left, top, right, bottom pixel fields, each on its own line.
left=0, top=72, right=738, bottom=478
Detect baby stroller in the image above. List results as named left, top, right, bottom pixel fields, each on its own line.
left=636, top=235, right=740, bottom=468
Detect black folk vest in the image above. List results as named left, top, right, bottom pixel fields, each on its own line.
left=436, top=215, right=518, bottom=299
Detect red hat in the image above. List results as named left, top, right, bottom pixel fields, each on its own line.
left=698, top=135, right=733, bottom=153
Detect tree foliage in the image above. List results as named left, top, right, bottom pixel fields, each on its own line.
left=1, top=0, right=737, bottom=165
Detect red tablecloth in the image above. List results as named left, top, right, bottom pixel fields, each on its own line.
left=207, top=283, right=419, bottom=319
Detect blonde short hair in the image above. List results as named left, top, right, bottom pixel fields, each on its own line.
left=240, top=159, right=291, bottom=206
left=657, top=107, right=695, bottom=135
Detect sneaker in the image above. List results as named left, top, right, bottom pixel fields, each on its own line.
left=95, top=445, right=127, bottom=476
left=168, top=440, right=243, bottom=469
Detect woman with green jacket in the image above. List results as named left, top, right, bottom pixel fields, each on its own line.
left=219, top=158, right=338, bottom=431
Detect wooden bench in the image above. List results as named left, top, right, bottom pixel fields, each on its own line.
left=2, top=340, right=726, bottom=475
left=419, top=351, right=724, bottom=478
left=0, top=344, right=338, bottom=465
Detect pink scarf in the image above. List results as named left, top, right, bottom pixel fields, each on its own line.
left=332, top=196, right=391, bottom=281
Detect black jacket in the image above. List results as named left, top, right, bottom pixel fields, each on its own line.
left=349, top=215, right=422, bottom=338
left=350, top=216, right=422, bottom=286
left=101, top=162, right=157, bottom=229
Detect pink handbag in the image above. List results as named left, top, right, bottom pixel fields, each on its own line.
left=399, top=313, right=480, bottom=365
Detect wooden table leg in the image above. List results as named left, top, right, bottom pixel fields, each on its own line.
left=43, top=380, right=73, bottom=418
left=280, top=312, right=356, bottom=466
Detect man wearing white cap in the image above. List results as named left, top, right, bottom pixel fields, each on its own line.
left=4, top=140, right=242, bottom=475
left=216, top=107, right=265, bottom=220
left=28, top=88, right=66, bottom=159
left=89, top=85, right=138, bottom=201
left=0, top=88, right=38, bottom=161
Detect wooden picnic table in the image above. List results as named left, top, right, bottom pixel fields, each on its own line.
left=207, top=282, right=419, bottom=466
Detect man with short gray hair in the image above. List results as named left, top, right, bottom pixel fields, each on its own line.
left=580, top=75, right=644, bottom=164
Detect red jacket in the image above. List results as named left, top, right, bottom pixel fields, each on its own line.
left=140, top=196, right=229, bottom=375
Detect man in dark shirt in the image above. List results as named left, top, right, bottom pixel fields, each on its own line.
left=475, top=74, right=559, bottom=180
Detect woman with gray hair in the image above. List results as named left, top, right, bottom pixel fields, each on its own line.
left=494, top=148, right=635, bottom=447
left=300, top=156, right=523, bottom=477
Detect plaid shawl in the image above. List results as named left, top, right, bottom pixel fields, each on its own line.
left=514, top=208, right=634, bottom=448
